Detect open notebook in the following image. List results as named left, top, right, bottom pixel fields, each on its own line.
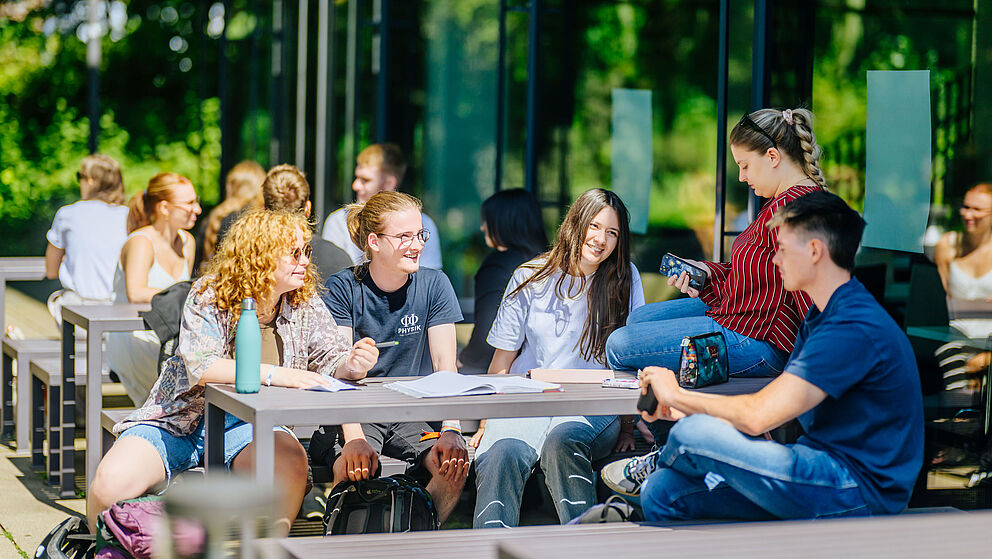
left=306, top=377, right=358, bottom=392
left=384, top=371, right=562, bottom=398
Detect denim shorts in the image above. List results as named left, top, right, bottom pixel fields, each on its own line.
left=119, top=412, right=288, bottom=483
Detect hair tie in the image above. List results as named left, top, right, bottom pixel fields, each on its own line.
left=782, top=109, right=794, bottom=125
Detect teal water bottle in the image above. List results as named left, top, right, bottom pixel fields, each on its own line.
left=235, top=298, right=261, bottom=393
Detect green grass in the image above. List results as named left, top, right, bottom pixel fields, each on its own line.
left=2, top=530, right=29, bottom=559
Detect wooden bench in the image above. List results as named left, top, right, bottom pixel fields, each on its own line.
left=28, top=355, right=110, bottom=495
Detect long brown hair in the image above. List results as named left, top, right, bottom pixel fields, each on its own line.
left=510, top=188, right=633, bottom=364
left=202, top=161, right=266, bottom=261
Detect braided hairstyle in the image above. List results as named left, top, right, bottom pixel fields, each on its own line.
left=730, top=108, right=828, bottom=189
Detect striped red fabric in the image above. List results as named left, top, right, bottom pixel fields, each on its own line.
left=700, top=185, right=821, bottom=354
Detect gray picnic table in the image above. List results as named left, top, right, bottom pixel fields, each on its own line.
left=252, top=510, right=992, bottom=558
left=61, top=303, right=149, bottom=498
left=0, top=256, right=47, bottom=337
left=204, top=375, right=772, bottom=487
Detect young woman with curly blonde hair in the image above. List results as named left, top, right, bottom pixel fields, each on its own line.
left=88, top=210, right=379, bottom=535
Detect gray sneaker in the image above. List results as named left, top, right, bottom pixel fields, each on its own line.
left=601, top=449, right=660, bottom=497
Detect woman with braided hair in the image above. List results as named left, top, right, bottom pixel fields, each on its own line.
left=603, top=108, right=827, bottom=463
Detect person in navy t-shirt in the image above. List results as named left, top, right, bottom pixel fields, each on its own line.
left=603, top=190, right=923, bottom=520
left=309, top=191, right=468, bottom=523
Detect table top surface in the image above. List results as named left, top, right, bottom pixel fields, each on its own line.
left=61, top=303, right=150, bottom=329
left=0, top=256, right=46, bottom=278
left=205, top=376, right=772, bottom=425
left=257, top=511, right=992, bottom=559
left=906, top=325, right=991, bottom=348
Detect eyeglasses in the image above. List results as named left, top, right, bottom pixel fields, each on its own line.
left=377, top=229, right=430, bottom=246
left=738, top=113, right=778, bottom=149
left=291, top=244, right=313, bottom=264
left=171, top=197, right=201, bottom=209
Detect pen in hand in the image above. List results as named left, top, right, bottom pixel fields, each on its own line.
left=374, top=341, right=399, bottom=349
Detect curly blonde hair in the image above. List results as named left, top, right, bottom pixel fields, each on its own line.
left=200, top=209, right=318, bottom=322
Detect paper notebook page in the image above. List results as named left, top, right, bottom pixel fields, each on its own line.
left=306, top=377, right=358, bottom=392
left=384, top=371, right=495, bottom=398
left=488, top=375, right=561, bottom=394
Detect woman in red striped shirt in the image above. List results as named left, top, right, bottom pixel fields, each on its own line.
left=606, top=108, right=826, bottom=442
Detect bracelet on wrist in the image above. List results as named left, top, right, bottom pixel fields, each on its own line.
left=440, top=425, right=462, bottom=435
left=265, top=365, right=275, bottom=386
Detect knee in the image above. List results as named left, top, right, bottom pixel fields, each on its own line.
left=90, top=457, right=147, bottom=506
left=476, top=439, right=535, bottom=478
left=274, top=433, right=309, bottom=481
left=605, top=328, right=631, bottom=369
left=666, top=414, right=726, bottom=451
left=540, top=429, right=587, bottom=467
left=639, top=470, right=681, bottom=521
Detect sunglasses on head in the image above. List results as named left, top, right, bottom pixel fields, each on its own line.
left=738, top=113, right=778, bottom=149
left=291, top=244, right=313, bottom=264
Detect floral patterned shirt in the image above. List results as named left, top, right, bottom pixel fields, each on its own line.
left=114, top=277, right=351, bottom=436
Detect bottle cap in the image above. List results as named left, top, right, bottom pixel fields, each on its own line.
left=241, top=298, right=256, bottom=311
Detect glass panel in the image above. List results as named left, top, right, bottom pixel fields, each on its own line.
left=863, top=70, right=931, bottom=253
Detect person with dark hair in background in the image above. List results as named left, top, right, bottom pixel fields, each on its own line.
left=261, top=164, right=352, bottom=281
left=45, top=154, right=129, bottom=326
left=458, top=189, right=548, bottom=374
left=609, top=190, right=922, bottom=523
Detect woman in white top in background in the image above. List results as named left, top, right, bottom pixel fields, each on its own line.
left=934, top=183, right=992, bottom=391
left=45, top=154, right=129, bottom=327
left=471, top=188, right=645, bottom=528
left=106, top=172, right=201, bottom=405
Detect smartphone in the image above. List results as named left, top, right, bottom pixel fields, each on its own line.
left=636, top=388, right=659, bottom=415
left=659, top=253, right=708, bottom=291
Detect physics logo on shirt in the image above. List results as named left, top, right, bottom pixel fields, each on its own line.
left=396, top=313, right=422, bottom=336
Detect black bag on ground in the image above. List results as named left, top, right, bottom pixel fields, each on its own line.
left=322, top=474, right=439, bottom=535
left=35, top=516, right=94, bottom=559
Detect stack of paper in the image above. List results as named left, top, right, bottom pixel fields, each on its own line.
left=384, top=371, right=561, bottom=398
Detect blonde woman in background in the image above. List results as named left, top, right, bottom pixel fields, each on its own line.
left=45, top=154, right=129, bottom=326
left=197, top=160, right=265, bottom=267
left=105, top=173, right=200, bottom=405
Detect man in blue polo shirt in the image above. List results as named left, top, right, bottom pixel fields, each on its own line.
left=602, top=190, right=923, bottom=520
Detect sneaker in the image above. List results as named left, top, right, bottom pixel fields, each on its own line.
left=601, top=449, right=660, bottom=497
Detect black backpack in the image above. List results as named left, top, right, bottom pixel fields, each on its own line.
left=322, top=474, right=439, bottom=535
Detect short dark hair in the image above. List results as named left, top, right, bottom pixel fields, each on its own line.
left=481, top=189, right=548, bottom=256
left=767, top=190, right=866, bottom=272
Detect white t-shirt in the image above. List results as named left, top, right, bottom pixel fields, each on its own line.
left=321, top=206, right=443, bottom=270
left=46, top=200, right=129, bottom=300
left=487, top=260, right=645, bottom=374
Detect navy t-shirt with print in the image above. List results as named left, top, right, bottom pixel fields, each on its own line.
left=322, top=267, right=463, bottom=377
left=786, top=278, right=923, bottom=515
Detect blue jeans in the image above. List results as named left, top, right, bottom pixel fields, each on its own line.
left=640, top=414, right=870, bottom=521
left=119, top=413, right=287, bottom=483
left=473, top=415, right=619, bottom=528
left=606, top=298, right=788, bottom=377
